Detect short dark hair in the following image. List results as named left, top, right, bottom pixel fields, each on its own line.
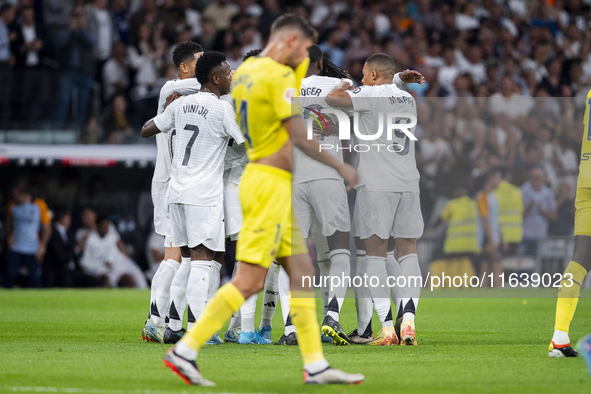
left=243, top=49, right=262, bottom=61
left=309, top=44, right=322, bottom=63
left=195, top=51, right=227, bottom=85
left=96, top=215, right=110, bottom=225
left=53, top=206, right=70, bottom=223
left=172, top=41, right=203, bottom=67
left=270, top=13, right=317, bottom=42
left=0, top=4, right=13, bottom=15
left=366, top=53, right=396, bottom=78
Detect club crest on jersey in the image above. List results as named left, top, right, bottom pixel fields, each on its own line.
left=283, top=87, right=297, bottom=104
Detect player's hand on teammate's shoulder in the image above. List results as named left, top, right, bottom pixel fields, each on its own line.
left=165, top=93, right=181, bottom=109
left=337, top=163, right=359, bottom=191
left=400, top=69, right=426, bottom=86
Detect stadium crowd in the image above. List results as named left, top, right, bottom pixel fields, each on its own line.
left=1, top=0, right=591, bottom=287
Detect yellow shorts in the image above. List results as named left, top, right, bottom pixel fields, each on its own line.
left=236, top=163, right=308, bottom=268
left=575, top=188, right=591, bottom=236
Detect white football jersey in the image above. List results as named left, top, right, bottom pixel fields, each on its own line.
left=347, top=83, right=420, bottom=193
left=153, top=92, right=245, bottom=206
left=152, top=78, right=202, bottom=183
left=293, top=75, right=344, bottom=184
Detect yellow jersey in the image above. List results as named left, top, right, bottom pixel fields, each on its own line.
left=579, top=88, right=591, bottom=188
left=230, top=56, right=309, bottom=161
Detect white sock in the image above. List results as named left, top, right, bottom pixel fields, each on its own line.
left=150, top=259, right=180, bottom=327
left=174, top=340, right=197, bottom=360
left=354, top=250, right=373, bottom=335
left=278, top=266, right=295, bottom=335
left=399, top=253, right=421, bottom=322
left=260, top=263, right=280, bottom=329
left=241, top=293, right=258, bottom=333
left=326, top=249, right=351, bottom=322
left=208, top=261, right=222, bottom=300
left=385, top=251, right=402, bottom=318
left=552, top=329, right=570, bottom=345
left=228, top=261, right=241, bottom=330
left=149, top=261, right=165, bottom=318
left=318, top=259, right=331, bottom=318
left=304, top=358, right=330, bottom=374
left=366, top=255, right=393, bottom=328
left=186, top=260, right=210, bottom=331
left=168, top=257, right=191, bottom=331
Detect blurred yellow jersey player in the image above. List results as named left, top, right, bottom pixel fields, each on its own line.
left=549, top=88, right=591, bottom=358
left=231, top=55, right=308, bottom=267
left=164, top=14, right=363, bottom=386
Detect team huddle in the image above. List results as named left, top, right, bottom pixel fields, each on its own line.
left=134, top=11, right=591, bottom=387
left=138, top=13, right=426, bottom=386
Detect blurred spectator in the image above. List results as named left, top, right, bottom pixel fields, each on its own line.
left=0, top=3, right=16, bottom=129
left=476, top=168, right=503, bottom=287
left=554, top=134, right=579, bottom=196
left=103, top=94, right=135, bottom=144
left=520, top=167, right=558, bottom=256
left=179, top=0, right=201, bottom=38
left=438, top=188, right=482, bottom=257
left=43, top=207, right=75, bottom=287
left=128, top=22, right=161, bottom=129
left=11, top=5, right=49, bottom=128
left=5, top=182, right=51, bottom=288
left=145, top=230, right=164, bottom=281
left=53, top=5, right=96, bottom=130
left=79, top=215, right=147, bottom=288
left=112, top=0, right=131, bottom=44
left=494, top=171, right=523, bottom=255
left=102, top=41, right=130, bottom=103
left=551, top=179, right=575, bottom=236
left=203, top=0, right=239, bottom=32
left=87, top=0, right=116, bottom=82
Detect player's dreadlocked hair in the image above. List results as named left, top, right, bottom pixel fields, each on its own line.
left=195, top=51, right=226, bottom=85
left=308, top=44, right=351, bottom=78
left=172, top=41, right=203, bottom=67
left=243, top=49, right=262, bottom=61
left=322, top=57, right=351, bottom=79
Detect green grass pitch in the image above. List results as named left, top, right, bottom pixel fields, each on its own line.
left=1, top=289, right=591, bottom=393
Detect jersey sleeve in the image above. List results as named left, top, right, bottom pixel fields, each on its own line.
left=477, top=192, right=489, bottom=218
left=222, top=101, right=246, bottom=144
left=35, top=198, right=51, bottom=224
left=270, top=68, right=300, bottom=121
left=153, top=99, right=178, bottom=134
left=347, top=85, right=375, bottom=112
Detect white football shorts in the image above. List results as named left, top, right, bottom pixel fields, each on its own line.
left=293, top=179, right=351, bottom=238
left=169, top=202, right=225, bottom=252
left=151, top=180, right=171, bottom=246
left=224, top=181, right=242, bottom=241
left=352, top=187, right=423, bottom=240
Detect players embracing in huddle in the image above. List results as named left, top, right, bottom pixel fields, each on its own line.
left=141, top=13, right=428, bottom=387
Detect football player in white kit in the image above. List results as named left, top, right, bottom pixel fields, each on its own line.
left=142, top=41, right=203, bottom=343
left=287, top=44, right=355, bottom=346
left=141, top=52, right=245, bottom=345
left=327, top=53, right=425, bottom=346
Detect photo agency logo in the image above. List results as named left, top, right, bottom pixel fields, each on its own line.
left=303, top=106, right=418, bottom=153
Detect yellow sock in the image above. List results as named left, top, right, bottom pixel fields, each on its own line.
left=290, top=291, right=325, bottom=365
left=554, top=261, right=588, bottom=333
left=181, top=283, right=245, bottom=351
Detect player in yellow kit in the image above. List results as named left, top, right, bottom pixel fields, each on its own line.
left=162, top=14, right=363, bottom=385
left=548, top=89, right=591, bottom=357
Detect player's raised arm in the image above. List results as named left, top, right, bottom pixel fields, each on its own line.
left=285, top=116, right=358, bottom=190
left=140, top=119, right=161, bottom=138
left=326, top=80, right=354, bottom=108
